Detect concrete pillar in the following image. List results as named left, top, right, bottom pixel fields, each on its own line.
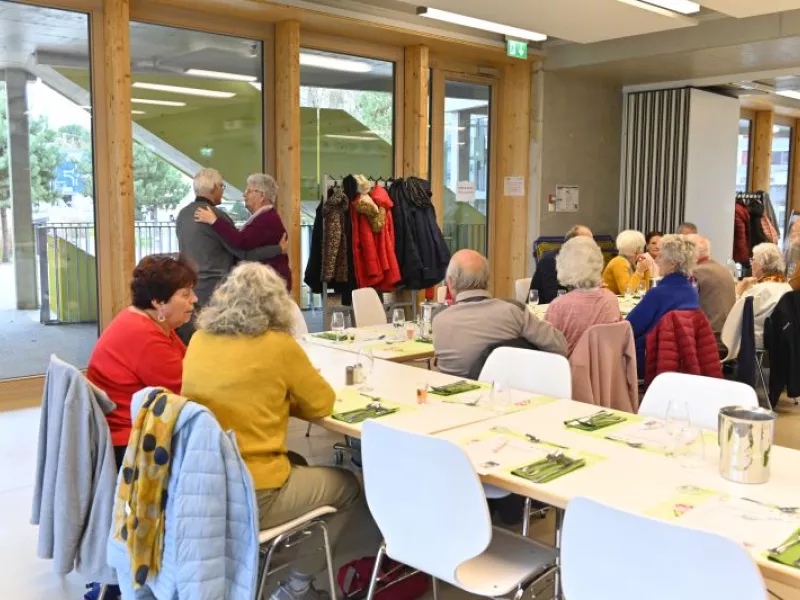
left=4, top=68, right=37, bottom=309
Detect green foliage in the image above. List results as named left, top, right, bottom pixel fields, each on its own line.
left=355, top=92, right=393, bottom=143
left=132, top=142, right=190, bottom=220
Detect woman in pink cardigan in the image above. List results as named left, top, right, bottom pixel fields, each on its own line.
left=545, top=236, right=621, bottom=356
left=195, top=173, right=292, bottom=291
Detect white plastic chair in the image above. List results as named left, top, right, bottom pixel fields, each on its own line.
left=352, top=288, right=387, bottom=327
left=720, top=298, right=744, bottom=362
left=290, top=301, right=309, bottom=337
left=562, top=497, right=768, bottom=600
left=479, top=347, right=572, bottom=400
left=257, top=507, right=338, bottom=600
left=514, top=278, right=532, bottom=304
left=361, top=420, right=556, bottom=599
left=639, top=372, right=758, bottom=431
left=436, top=286, right=447, bottom=304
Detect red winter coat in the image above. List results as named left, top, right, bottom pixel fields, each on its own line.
left=733, top=202, right=750, bottom=264
left=350, top=187, right=401, bottom=291
left=645, top=309, right=722, bottom=386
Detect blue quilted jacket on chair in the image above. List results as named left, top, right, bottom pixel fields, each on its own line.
left=107, top=387, right=258, bottom=600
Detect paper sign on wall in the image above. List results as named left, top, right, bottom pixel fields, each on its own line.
left=456, top=181, right=476, bottom=203
left=504, top=176, right=525, bottom=197
left=555, top=185, right=579, bottom=212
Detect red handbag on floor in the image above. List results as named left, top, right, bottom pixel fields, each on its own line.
left=337, top=556, right=429, bottom=599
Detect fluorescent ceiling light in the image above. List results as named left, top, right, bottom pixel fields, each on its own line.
left=632, top=0, right=700, bottom=14
left=417, top=7, right=546, bottom=42
left=133, top=81, right=235, bottom=99
left=132, top=98, right=187, bottom=107
left=249, top=81, right=263, bottom=91
left=132, top=110, right=146, bottom=115
left=300, top=53, right=372, bottom=73
left=776, top=90, right=800, bottom=101
left=185, top=68, right=257, bottom=82
left=325, top=134, right=381, bottom=141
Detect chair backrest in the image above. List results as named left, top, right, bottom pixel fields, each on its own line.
left=290, top=301, right=309, bottom=337
left=352, top=288, right=387, bottom=327
left=436, top=286, right=447, bottom=304
left=479, top=346, right=572, bottom=399
left=639, top=372, right=758, bottom=431
left=562, top=497, right=767, bottom=600
left=514, top=278, right=532, bottom=304
left=361, top=420, right=492, bottom=586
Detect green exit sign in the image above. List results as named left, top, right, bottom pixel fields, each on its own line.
left=506, top=38, right=528, bottom=60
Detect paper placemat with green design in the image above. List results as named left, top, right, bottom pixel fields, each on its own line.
left=430, top=380, right=487, bottom=397
left=362, top=339, right=435, bottom=357
left=564, top=409, right=631, bottom=432
left=645, top=485, right=720, bottom=520
left=438, top=385, right=557, bottom=415
left=459, top=426, right=604, bottom=481
left=330, top=387, right=415, bottom=425
left=768, top=527, right=800, bottom=570
left=307, top=332, right=356, bottom=344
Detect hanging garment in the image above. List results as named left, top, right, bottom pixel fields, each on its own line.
left=370, top=185, right=402, bottom=291
left=733, top=201, right=750, bottom=265
left=762, top=192, right=781, bottom=242
left=303, top=199, right=325, bottom=294
left=389, top=177, right=450, bottom=289
left=322, top=185, right=349, bottom=283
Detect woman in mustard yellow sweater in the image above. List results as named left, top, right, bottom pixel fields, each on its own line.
left=183, top=262, right=360, bottom=600
left=602, top=229, right=651, bottom=295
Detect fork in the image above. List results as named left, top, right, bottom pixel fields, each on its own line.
left=604, top=435, right=644, bottom=449
left=768, top=532, right=800, bottom=555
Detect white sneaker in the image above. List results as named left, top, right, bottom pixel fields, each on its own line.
left=269, top=578, right=330, bottom=600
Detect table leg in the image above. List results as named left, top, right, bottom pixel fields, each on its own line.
left=554, top=507, right=565, bottom=600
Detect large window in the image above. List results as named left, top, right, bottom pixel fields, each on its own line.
left=736, top=118, right=751, bottom=192
left=128, top=23, right=264, bottom=256
left=0, top=3, right=97, bottom=380
left=771, top=123, right=792, bottom=243
left=298, top=49, right=395, bottom=320
left=442, top=80, right=491, bottom=256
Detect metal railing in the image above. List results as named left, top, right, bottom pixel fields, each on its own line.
left=442, top=222, right=487, bottom=256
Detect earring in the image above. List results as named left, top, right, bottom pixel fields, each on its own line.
left=157, top=310, right=166, bottom=323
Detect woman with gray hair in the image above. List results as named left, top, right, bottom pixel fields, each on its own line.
left=728, top=242, right=792, bottom=348
left=182, top=262, right=361, bottom=600
left=545, top=237, right=621, bottom=355
left=602, top=229, right=651, bottom=295
left=626, top=234, right=700, bottom=374
left=195, top=173, right=292, bottom=290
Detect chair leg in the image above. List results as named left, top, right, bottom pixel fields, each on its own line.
left=522, top=497, right=531, bottom=537
left=305, top=422, right=312, bottom=437
left=431, top=576, right=439, bottom=600
left=318, top=521, right=338, bottom=600
left=257, top=538, right=281, bottom=600
left=365, top=542, right=387, bottom=600
left=96, top=584, right=109, bottom=600
left=554, top=508, right=565, bottom=600
left=756, top=353, right=770, bottom=406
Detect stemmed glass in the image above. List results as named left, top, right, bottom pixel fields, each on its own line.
left=392, top=308, right=406, bottom=340
left=665, top=398, right=705, bottom=467
left=357, top=347, right=375, bottom=392
left=331, top=311, right=345, bottom=341
left=528, top=290, right=539, bottom=308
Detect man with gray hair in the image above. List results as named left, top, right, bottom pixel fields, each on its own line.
left=175, top=168, right=287, bottom=343
left=689, top=234, right=735, bottom=341
left=678, top=222, right=698, bottom=235
left=433, top=249, right=567, bottom=377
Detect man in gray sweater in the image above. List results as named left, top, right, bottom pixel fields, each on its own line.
left=432, top=249, right=568, bottom=377
left=690, top=235, right=735, bottom=342
left=176, top=168, right=287, bottom=343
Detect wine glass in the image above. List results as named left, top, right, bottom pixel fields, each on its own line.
left=358, top=347, right=375, bottom=392
left=557, top=289, right=567, bottom=299
left=331, top=311, right=345, bottom=341
left=392, top=308, right=405, bottom=339
left=528, top=290, right=539, bottom=307
left=637, top=280, right=647, bottom=298
left=665, top=398, right=690, bottom=453
left=491, top=379, right=511, bottom=411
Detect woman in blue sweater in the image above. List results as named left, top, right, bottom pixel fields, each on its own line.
left=626, top=234, right=700, bottom=375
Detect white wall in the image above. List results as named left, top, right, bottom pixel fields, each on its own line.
left=684, top=88, right=739, bottom=263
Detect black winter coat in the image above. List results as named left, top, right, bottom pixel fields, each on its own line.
left=765, top=290, right=800, bottom=407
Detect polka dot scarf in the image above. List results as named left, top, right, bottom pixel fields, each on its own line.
left=113, top=388, right=187, bottom=589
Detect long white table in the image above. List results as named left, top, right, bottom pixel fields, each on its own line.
left=302, top=340, right=800, bottom=588
left=303, top=323, right=435, bottom=363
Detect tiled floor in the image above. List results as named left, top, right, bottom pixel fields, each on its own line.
left=5, top=403, right=800, bottom=599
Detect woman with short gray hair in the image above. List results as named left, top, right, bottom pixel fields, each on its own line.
left=184, top=262, right=361, bottom=600
left=729, top=242, right=792, bottom=348
left=545, top=237, right=621, bottom=355
left=602, top=229, right=651, bottom=295
left=625, top=234, right=701, bottom=375
left=194, top=172, right=292, bottom=290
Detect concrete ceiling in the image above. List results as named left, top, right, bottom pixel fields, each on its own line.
left=698, top=0, right=800, bottom=18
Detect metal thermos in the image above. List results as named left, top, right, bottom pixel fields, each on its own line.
left=718, top=406, right=777, bottom=484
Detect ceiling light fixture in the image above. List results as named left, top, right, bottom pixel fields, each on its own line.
left=629, top=0, right=700, bottom=15
left=185, top=68, right=257, bottom=82
left=300, top=53, right=372, bottom=73
left=132, top=110, right=146, bottom=115
left=133, top=82, right=235, bottom=98
left=132, top=98, right=187, bottom=107
left=776, top=90, right=800, bottom=101
left=417, top=7, right=547, bottom=42
left=249, top=82, right=263, bottom=91
left=325, top=134, right=382, bottom=141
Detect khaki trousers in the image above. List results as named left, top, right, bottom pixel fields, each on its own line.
left=256, top=465, right=361, bottom=575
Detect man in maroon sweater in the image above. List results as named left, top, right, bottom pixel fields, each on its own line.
left=195, top=173, right=292, bottom=291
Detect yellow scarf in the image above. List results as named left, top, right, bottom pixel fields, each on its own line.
left=113, top=389, right=187, bottom=588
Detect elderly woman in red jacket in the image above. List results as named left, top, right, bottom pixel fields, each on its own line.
left=195, top=173, right=291, bottom=290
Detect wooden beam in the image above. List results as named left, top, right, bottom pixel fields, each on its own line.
left=492, top=61, right=531, bottom=299
left=403, top=45, right=429, bottom=179
left=751, top=110, right=774, bottom=193
left=274, top=20, right=301, bottom=302
left=94, top=0, right=134, bottom=328
left=0, top=376, right=44, bottom=412
left=792, top=121, right=800, bottom=213
left=430, top=68, right=445, bottom=227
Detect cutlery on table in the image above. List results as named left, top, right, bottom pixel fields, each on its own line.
left=604, top=435, right=644, bottom=449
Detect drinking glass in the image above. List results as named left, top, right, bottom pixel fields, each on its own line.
left=557, top=290, right=567, bottom=298
left=528, top=290, right=539, bottom=307
left=624, top=281, right=634, bottom=301
left=331, top=311, right=345, bottom=341
left=665, top=397, right=690, bottom=438
left=637, top=280, right=647, bottom=298
left=358, top=347, right=375, bottom=392
left=491, top=380, right=511, bottom=411
left=674, top=425, right=706, bottom=468
left=392, top=308, right=405, bottom=339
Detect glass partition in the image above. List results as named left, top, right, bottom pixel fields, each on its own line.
left=736, top=118, right=751, bottom=193
left=770, top=124, right=792, bottom=242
